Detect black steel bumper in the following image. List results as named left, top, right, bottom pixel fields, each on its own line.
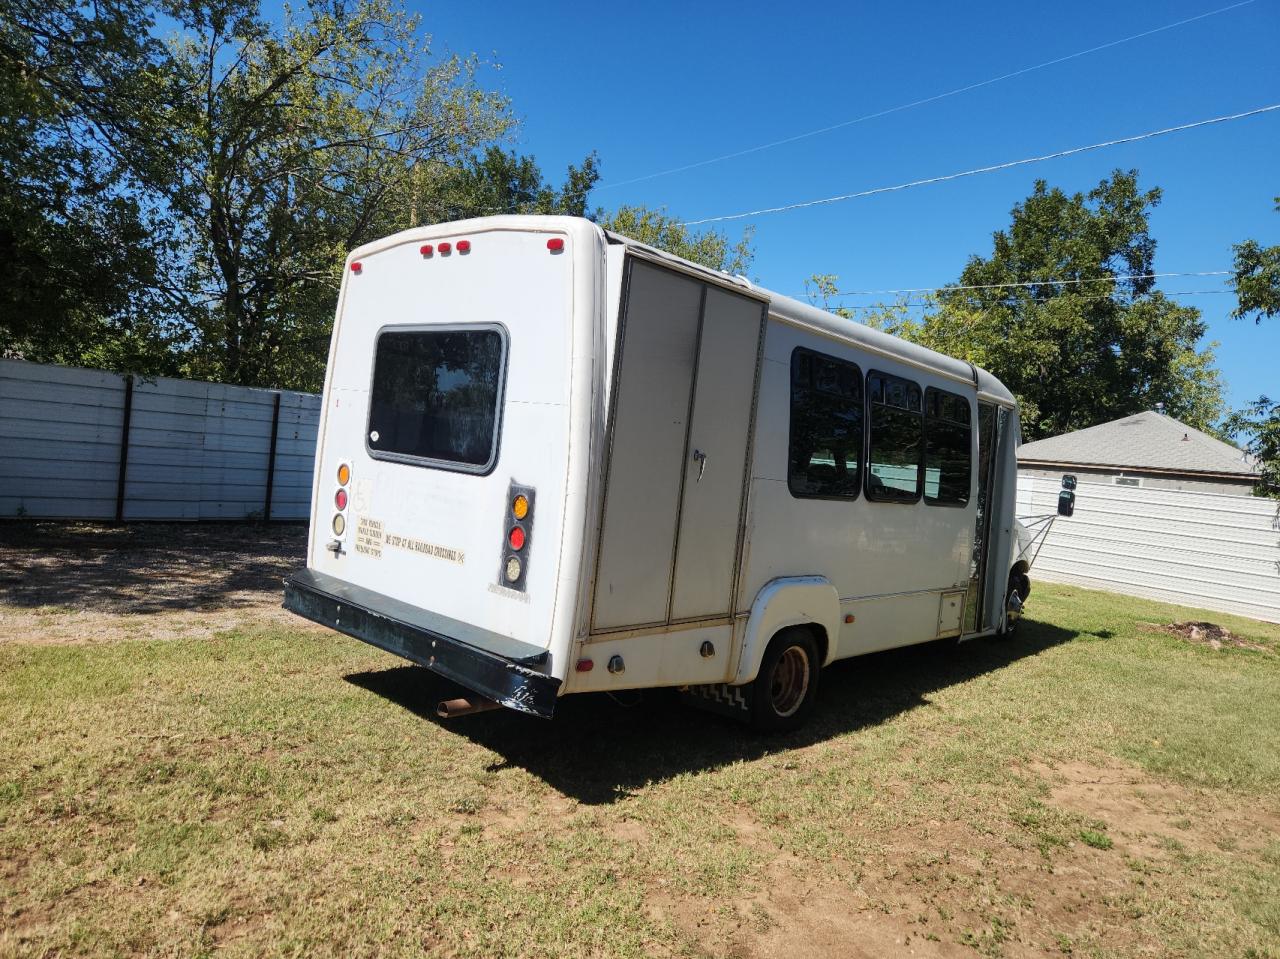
left=283, top=568, right=560, bottom=718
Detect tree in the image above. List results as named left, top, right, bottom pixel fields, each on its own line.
left=916, top=171, right=1224, bottom=440
left=0, top=0, right=175, bottom=369
left=144, top=0, right=514, bottom=391
left=413, top=146, right=600, bottom=223
left=1225, top=398, right=1280, bottom=498
left=599, top=206, right=754, bottom=275
left=1231, top=196, right=1280, bottom=323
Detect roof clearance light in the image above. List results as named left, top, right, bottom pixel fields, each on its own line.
left=546, top=237, right=564, bottom=252
left=508, top=527, right=526, bottom=551
left=512, top=494, right=529, bottom=520
left=420, top=244, right=433, bottom=257
left=335, top=488, right=348, bottom=510
left=456, top=239, right=471, bottom=253
left=350, top=262, right=362, bottom=273
left=337, top=463, right=350, bottom=486
left=438, top=242, right=452, bottom=255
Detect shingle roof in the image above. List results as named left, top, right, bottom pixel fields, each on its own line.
left=1017, top=411, right=1257, bottom=477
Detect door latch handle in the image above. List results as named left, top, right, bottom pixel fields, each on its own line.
left=692, top=449, right=707, bottom=482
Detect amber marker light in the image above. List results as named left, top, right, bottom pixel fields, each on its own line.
left=512, top=494, right=529, bottom=520
left=337, top=463, right=350, bottom=486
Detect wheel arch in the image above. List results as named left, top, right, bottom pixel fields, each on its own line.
left=733, top=576, right=842, bottom=686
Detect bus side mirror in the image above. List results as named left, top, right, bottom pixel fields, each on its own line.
left=1058, top=490, right=1076, bottom=517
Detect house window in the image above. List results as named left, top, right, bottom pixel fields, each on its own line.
left=788, top=348, right=863, bottom=499
left=866, top=371, right=922, bottom=502
left=924, top=387, right=972, bottom=506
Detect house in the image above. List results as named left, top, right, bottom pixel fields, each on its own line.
left=1017, top=409, right=1258, bottom=495
left=1014, top=410, right=1277, bottom=623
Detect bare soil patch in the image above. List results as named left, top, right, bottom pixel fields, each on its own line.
left=0, top=521, right=314, bottom=644
left=1144, top=620, right=1272, bottom=653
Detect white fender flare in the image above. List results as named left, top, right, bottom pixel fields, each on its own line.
left=733, top=576, right=842, bottom=686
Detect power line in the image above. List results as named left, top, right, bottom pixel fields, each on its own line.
left=598, top=0, right=1258, bottom=190
left=681, top=103, right=1280, bottom=226
left=821, top=289, right=1234, bottom=311
left=792, top=270, right=1232, bottom=299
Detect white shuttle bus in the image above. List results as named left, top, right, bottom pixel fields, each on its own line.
left=284, top=215, right=1035, bottom=730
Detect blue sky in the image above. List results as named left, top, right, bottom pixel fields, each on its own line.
left=416, top=0, right=1279, bottom=411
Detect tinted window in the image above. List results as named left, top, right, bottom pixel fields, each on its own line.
left=788, top=348, right=862, bottom=498
left=367, top=328, right=505, bottom=472
left=866, top=372, right=922, bottom=502
left=924, top=387, right=972, bottom=506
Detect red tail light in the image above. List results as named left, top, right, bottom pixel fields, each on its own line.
left=335, top=488, right=348, bottom=510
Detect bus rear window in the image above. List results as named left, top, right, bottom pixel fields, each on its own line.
left=367, top=327, right=506, bottom=473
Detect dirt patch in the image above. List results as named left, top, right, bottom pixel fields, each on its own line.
left=0, top=521, right=314, bottom=645
left=1144, top=620, right=1271, bottom=653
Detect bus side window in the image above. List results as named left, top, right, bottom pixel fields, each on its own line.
left=788, top=347, right=862, bottom=499
left=866, top=371, right=923, bottom=503
left=924, top=387, right=972, bottom=506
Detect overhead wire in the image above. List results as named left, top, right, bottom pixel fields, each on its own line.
left=680, top=104, right=1280, bottom=225
left=819, top=289, right=1235, bottom=311
left=791, top=270, right=1232, bottom=299
left=597, top=0, right=1259, bottom=190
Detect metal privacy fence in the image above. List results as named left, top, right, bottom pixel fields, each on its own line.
left=1017, top=473, right=1280, bottom=623
left=0, top=359, right=320, bottom=521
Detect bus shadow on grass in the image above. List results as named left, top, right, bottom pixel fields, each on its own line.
left=344, top=618, right=1078, bottom=805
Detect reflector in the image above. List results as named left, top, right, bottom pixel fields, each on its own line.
left=335, top=488, right=348, bottom=510
left=508, top=526, right=526, bottom=551
left=337, top=463, right=350, bottom=486
left=332, top=514, right=346, bottom=536
left=504, top=556, right=522, bottom=583
left=512, top=494, right=529, bottom=520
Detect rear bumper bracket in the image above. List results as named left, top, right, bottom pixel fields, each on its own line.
left=283, top=568, right=560, bottom=718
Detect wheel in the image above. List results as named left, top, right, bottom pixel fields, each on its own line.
left=1000, top=569, right=1031, bottom=636
left=750, top=628, right=820, bottom=732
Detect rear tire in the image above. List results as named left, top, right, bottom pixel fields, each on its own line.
left=750, top=628, right=820, bottom=732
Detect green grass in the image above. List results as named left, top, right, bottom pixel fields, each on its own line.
left=1, top=583, right=1279, bottom=958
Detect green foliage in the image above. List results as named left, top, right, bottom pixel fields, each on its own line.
left=1225, top=397, right=1280, bottom=498
left=1231, top=197, right=1280, bottom=323
left=0, top=0, right=178, bottom=368
left=150, top=0, right=514, bottom=391
left=918, top=171, right=1224, bottom=440
left=600, top=205, right=754, bottom=275
left=415, top=146, right=600, bottom=223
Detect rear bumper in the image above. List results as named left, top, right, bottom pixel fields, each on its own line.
left=283, top=568, right=560, bottom=718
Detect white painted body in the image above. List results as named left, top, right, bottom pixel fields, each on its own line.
left=305, top=216, right=1024, bottom=707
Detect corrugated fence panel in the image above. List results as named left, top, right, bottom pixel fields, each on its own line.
left=0, top=359, right=125, bottom=518
left=1018, top=473, right=1280, bottom=623
left=1, top=359, right=321, bottom=521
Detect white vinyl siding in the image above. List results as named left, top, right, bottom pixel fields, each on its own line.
left=1017, top=473, right=1280, bottom=623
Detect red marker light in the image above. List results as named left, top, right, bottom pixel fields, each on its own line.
left=438, top=242, right=452, bottom=255
left=350, top=262, right=362, bottom=273
left=420, top=244, right=433, bottom=257
left=335, top=488, right=348, bottom=510
left=456, top=239, right=471, bottom=253
left=575, top=658, right=594, bottom=673
left=508, top=526, right=526, bottom=551
left=546, top=237, right=564, bottom=252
